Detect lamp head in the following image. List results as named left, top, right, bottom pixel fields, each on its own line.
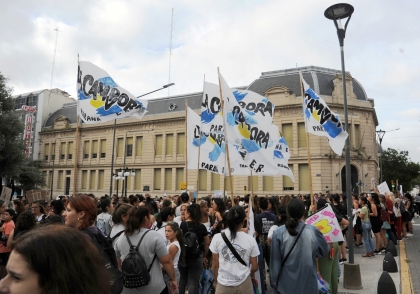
left=163, top=83, right=175, bottom=88
left=324, top=3, right=354, bottom=20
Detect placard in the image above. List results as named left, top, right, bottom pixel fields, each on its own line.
left=0, top=187, right=12, bottom=208
left=213, top=190, right=223, bottom=198
left=377, top=181, right=390, bottom=195
left=306, top=204, right=344, bottom=242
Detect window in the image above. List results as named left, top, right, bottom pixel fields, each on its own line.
left=297, top=123, right=307, bottom=148
left=81, top=170, right=87, bottom=189
left=282, top=123, right=293, bottom=148
left=90, top=170, right=96, bottom=190
left=44, top=144, right=50, bottom=160
left=224, top=176, right=234, bottom=191
left=126, top=174, right=132, bottom=193
left=66, top=170, right=71, bottom=175
left=165, top=168, right=172, bottom=190
left=211, top=173, right=220, bottom=190
left=68, top=142, right=73, bottom=160
left=100, top=139, right=106, bottom=158
left=283, top=165, right=294, bottom=190
left=126, top=137, right=133, bottom=157
left=98, top=170, right=104, bottom=189
left=154, top=169, right=161, bottom=190
left=166, top=134, right=173, bottom=155
left=263, top=176, right=273, bottom=191
left=199, top=170, right=207, bottom=191
left=117, top=138, right=123, bottom=157
left=83, top=141, right=90, bottom=159
left=15, top=97, right=26, bottom=110
left=42, top=171, right=47, bottom=186
left=177, top=133, right=185, bottom=154
left=155, top=135, right=162, bottom=155
left=92, top=140, right=98, bottom=158
left=57, top=171, right=63, bottom=189
left=135, top=136, right=142, bottom=156
left=27, top=95, right=37, bottom=106
left=60, top=142, right=66, bottom=160
left=51, top=143, right=56, bottom=160
left=248, top=176, right=258, bottom=191
left=134, top=169, right=142, bottom=190
left=354, top=124, right=360, bottom=149
left=176, top=168, right=184, bottom=190
left=299, top=164, right=310, bottom=191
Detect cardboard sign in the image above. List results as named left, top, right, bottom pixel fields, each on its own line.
left=306, top=204, right=344, bottom=243
left=213, top=190, right=223, bottom=198
left=377, top=181, right=391, bottom=195
left=0, top=187, right=12, bottom=208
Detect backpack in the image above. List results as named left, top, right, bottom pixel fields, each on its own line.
left=121, top=230, right=157, bottom=288
left=380, top=206, right=389, bottom=223
left=96, top=218, right=107, bottom=237
left=182, top=221, right=201, bottom=258
left=83, top=229, right=123, bottom=294
left=106, top=230, right=124, bottom=245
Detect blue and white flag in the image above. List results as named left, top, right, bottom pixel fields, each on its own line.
left=77, top=61, right=148, bottom=123
left=300, top=72, right=348, bottom=155
left=231, top=89, right=274, bottom=125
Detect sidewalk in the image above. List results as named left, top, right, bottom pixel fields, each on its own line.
left=338, top=244, right=400, bottom=294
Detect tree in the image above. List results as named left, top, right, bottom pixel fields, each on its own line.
left=381, top=148, right=420, bottom=192
left=0, top=72, right=45, bottom=193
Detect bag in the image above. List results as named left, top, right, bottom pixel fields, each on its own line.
left=182, top=222, right=201, bottom=258
left=221, top=232, right=246, bottom=266
left=96, top=218, right=107, bottom=237
left=122, top=230, right=157, bottom=288
left=83, top=229, right=123, bottom=294
left=380, top=207, right=389, bottom=223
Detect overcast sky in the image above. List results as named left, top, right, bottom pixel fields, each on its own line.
left=2, top=0, right=420, bottom=164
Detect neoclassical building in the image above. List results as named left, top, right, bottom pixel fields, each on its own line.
left=39, top=66, right=379, bottom=198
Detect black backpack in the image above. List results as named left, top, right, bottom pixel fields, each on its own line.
left=122, top=230, right=157, bottom=288
left=106, top=230, right=124, bottom=245
left=182, top=221, right=200, bottom=258
left=83, top=229, right=123, bottom=294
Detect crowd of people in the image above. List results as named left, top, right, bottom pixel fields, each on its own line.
left=0, top=189, right=417, bottom=294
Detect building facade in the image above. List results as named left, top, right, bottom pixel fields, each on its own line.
left=39, top=66, right=380, bottom=198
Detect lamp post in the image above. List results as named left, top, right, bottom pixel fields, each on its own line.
left=122, top=168, right=136, bottom=197
left=113, top=168, right=123, bottom=197
left=325, top=3, right=362, bottom=290
left=109, top=83, right=175, bottom=197
left=376, top=128, right=399, bottom=183
left=50, top=136, right=75, bottom=199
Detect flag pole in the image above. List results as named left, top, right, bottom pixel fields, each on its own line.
left=218, top=67, right=235, bottom=205
left=73, top=55, right=80, bottom=197
left=196, top=76, right=205, bottom=196
left=300, top=73, right=314, bottom=206
left=185, top=100, right=188, bottom=191
left=109, top=119, right=117, bottom=196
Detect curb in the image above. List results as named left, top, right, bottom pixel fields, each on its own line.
left=399, top=240, right=413, bottom=294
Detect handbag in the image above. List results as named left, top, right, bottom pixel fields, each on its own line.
left=221, top=232, right=247, bottom=266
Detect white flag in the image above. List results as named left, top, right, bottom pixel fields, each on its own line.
left=231, top=89, right=275, bottom=125
left=300, top=72, right=347, bottom=155
left=77, top=61, right=148, bottom=123
left=186, top=107, right=201, bottom=170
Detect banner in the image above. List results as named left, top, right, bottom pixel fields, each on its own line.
left=77, top=61, right=148, bottom=123
left=377, top=181, right=390, bottom=195
left=232, top=89, right=274, bottom=125
left=306, top=204, right=344, bottom=242
left=300, top=72, right=348, bottom=155
left=186, top=107, right=201, bottom=170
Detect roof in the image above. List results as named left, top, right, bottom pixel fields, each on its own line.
left=12, top=89, right=47, bottom=98
left=248, top=65, right=368, bottom=100
left=43, top=65, right=370, bottom=127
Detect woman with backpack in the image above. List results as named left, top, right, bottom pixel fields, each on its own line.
left=179, top=204, right=210, bottom=294
left=270, top=198, right=330, bottom=294
left=114, top=206, right=178, bottom=294
left=379, top=194, right=397, bottom=247
left=110, top=203, right=131, bottom=248
left=209, top=206, right=258, bottom=294
left=356, top=196, right=375, bottom=257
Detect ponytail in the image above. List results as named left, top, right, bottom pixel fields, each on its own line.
left=285, top=198, right=305, bottom=236
left=227, top=206, right=246, bottom=241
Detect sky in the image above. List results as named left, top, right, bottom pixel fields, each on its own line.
left=1, top=0, right=420, bottom=163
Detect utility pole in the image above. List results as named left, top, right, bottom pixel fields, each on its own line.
left=168, top=8, right=174, bottom=97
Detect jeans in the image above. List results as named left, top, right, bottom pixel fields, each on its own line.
left=179, top=254, right=203, bottom=294
left=163, top=269, right=180, bottom=294
left=257, top=243, right=266, bottom=294
left=361, top=221, right=374, bottom=253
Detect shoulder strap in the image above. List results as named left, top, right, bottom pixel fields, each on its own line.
left=111, top=230, right=124, bottom=242
left=221, top=232, right=246, bottom=267
left=281, top=224, right=306, bottom=268
left=125, top=230, right=157, bottom=272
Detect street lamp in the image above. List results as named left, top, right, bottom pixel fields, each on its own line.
left=325, top=3, right=361, bottom=289
left=109, top=83, right=175, bottom=196
left=376, top=128, right=399, bottom=183
left=122, top=168, right=136, bottom=197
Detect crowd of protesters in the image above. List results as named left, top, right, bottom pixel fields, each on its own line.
left=0, top=189, right=416, bottom=294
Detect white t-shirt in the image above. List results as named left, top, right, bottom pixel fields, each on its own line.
left=175, top=206, right=181, bottom=217
left=267, top=225, right=278, bottom=240
left=209, top=230, right=259, bottom=286
left=110, top=223, right=125, bottom=248
left=167, top=241, right=181, bottom=269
